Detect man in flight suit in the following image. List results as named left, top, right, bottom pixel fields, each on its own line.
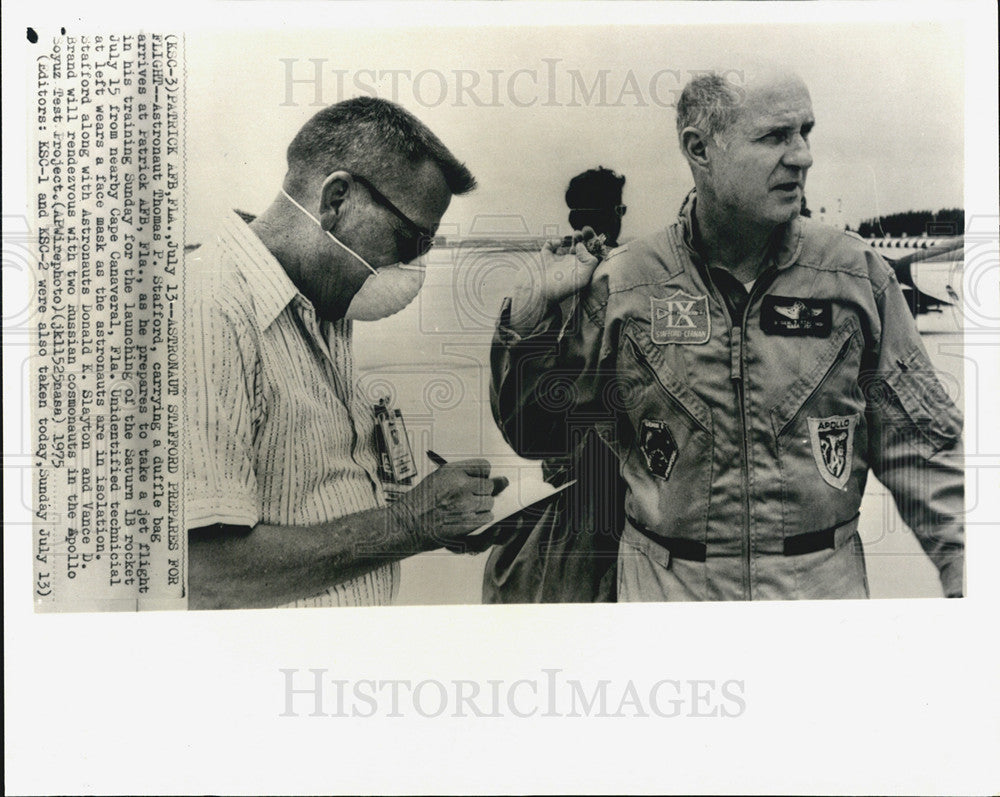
left=490, top=66, right=964, bottom=600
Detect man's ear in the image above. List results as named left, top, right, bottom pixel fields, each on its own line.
left=681, top=127, right=712, bottom=171
left=318, top=170, right=353, bottom=231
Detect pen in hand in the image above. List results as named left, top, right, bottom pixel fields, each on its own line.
left=427, top=449, right=508, bottom=496
left=424, top=449, right=511, bottom=554
left=426, top=450, right=448, bottom=467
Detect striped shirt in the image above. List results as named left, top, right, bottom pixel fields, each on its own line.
left=184, top=211, right=398, bottom=607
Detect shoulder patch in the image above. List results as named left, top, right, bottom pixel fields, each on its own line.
left=651, top=291, right=711, bottom=344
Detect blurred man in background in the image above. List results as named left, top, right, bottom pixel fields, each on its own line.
left=566, top=166, right=627, bottom=248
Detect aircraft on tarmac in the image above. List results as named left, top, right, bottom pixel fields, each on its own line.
left=865, top=236, right=964, bottom=316
left=183, top=209, right=964, bottom=319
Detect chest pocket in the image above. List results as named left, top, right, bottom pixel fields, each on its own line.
left=769, top=315, right=864, bottom=440
left=617, top=319, right=713, bottom=545
left=767, top=315, right=866, bottom=536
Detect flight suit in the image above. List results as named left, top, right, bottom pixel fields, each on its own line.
left=491, top=193, right=964, bottom=600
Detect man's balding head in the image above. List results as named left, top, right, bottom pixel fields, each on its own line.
left=676, top=65, right=810, bottom=148
left=678, top=65, right=815, bottom=233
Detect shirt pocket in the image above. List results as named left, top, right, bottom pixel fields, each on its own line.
left=617, top=319, right=714, bottom=547
left=768, top=315, right=866, bottom=536
left=769, top=315, right=864, bottom=439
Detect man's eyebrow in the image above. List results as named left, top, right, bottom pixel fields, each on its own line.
left=752, top=117, right=816, bottom=134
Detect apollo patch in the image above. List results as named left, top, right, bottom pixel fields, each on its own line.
left=808, top=414, right=858, bottom=490
left=639, top=419, right=679, bottom=480
left=650, top=291, right=710, bottom=345
left=761, top=295, right=832, bottom=337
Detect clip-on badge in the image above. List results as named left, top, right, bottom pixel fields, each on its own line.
left=373, top=397, right=417, bottom=485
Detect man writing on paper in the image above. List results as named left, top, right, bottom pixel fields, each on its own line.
left=185, top=97, right=503, bottom=610
left=491, top=66, right=964, bottom=600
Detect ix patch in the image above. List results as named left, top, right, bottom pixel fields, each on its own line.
left=639, top=419, right=679, bottom=480
left=808, top=414, right=858, bottom=489
left=650, top=290, right=711, bottom=344
left=761, top=295, right=832, bottom=337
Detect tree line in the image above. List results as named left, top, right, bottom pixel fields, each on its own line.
left=855, top=208, right=964, bottom=239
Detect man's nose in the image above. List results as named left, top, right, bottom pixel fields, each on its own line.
left=783, top=134, right=813, bottom=170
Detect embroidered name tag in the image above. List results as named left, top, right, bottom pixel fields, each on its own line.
left=650, top=291, right=711, bottom=345
left=761, top=295, right=832, bottom=337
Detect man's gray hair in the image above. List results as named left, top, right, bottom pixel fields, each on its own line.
left=675, top=72, right=744, bottom=143
left=285, top=96, right=476, bottom=197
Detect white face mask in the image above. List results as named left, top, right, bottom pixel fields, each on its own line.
left=282, top=189, right=426, bottom=322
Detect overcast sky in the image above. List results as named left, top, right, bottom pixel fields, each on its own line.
left=185, top=22, right=964, bottom=244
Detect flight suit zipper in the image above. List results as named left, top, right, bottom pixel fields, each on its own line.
left=730, top=325, right=752, bottom=599
left=734, top=270, right=779, bottom=600
left=696, top=274, right=754, bottom=599
left=707, top=269, right=776, bottom=601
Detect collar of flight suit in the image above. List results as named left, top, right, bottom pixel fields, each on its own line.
left=675, top=188, right=805, bottom=276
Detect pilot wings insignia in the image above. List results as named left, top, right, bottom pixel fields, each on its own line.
left=761, top=295, right=832, bottom=337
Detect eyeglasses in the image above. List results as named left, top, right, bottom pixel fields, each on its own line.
left=352, top=174, right=436, bottom=263
left=571, top=205, right=627, bottom=218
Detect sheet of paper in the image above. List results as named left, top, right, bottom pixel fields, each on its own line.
left=469, top=478, right=577, bottom=536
